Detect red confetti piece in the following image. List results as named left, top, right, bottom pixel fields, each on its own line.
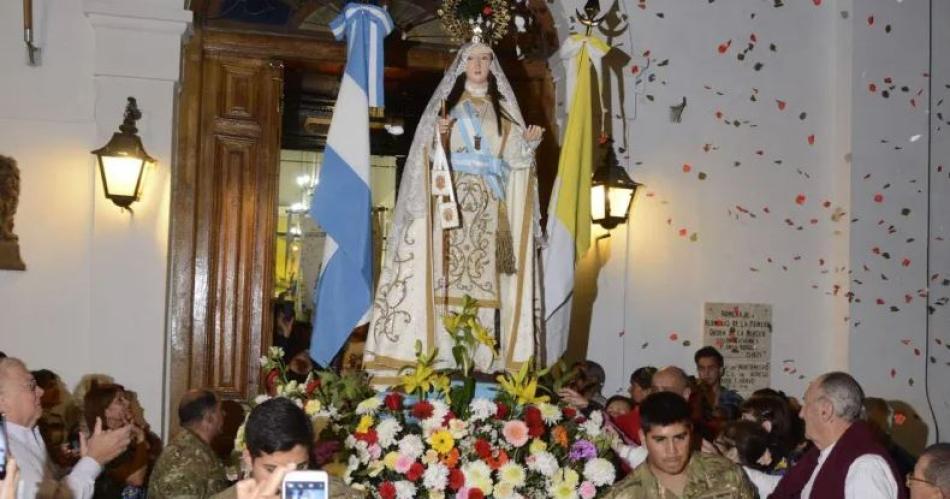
left=813, top=0, right=821, bottom=5
left=763, top=206, right=771, bottom=213
left=867, top=15, right=874, bottom=26
left=874, top=193, right=884, bottom=203
left=894, top=412, right=907, bottom=426
left=715, top=110, right=723, bottom=119
left=776, top=99, right=786, bottom=110
left=643, top=50, right=651, bottom=57
left=905, top=294, right=913, bottom=303
left=682, top=163, right=692, bottom=173
left=756, top=150, right=765, bottom=156
left=902, top=257, right=911, bottom=267
left=718, top=40, right=732, bottom=54
left=890, top=368, right=896, bottom=378
left=678, top=228, right=688, bottom=237
left=750, top=33, right=757, bottom=43
left=807, top=134, right=815, bottom=145
left=795, top=194, right=807, bottom=205
left=872, top=246, right=881, bottom=255
left=869, top=83, right=877, bottom=93
left=914, top=348, right=921, bottom=356
left=884, top=76, right=893, bottom=84
left=876, top=298, right=886, bottom=305
left=823, top=200, right=831, bottom=208
left=669, top=332, right=679, bottom=341
left=910, top=98, right=917, bottom=108
left=631, top=65, right=640, bottom=74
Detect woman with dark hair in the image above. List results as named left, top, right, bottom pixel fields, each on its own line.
left=713, top=420, right=782, bottom=497
left=84, top=383, right=160, bottom=499
left=740, top=393, right=807, bottom=470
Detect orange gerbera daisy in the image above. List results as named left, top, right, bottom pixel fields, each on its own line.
left=552, top=425, right=569, bottom=447
left=441, top=447, right=460, bottom=468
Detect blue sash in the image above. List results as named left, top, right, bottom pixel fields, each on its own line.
left=450, top=101, right=510, bottom=199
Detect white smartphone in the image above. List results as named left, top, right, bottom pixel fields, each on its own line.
left=281, top=470, right=329, bottom=499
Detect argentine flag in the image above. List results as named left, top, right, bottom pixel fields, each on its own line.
left=310, top=3, right=393, bottom=366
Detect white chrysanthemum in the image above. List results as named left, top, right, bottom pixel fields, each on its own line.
left=538, top=403, right=562, bottom=425
left=398, top=434, right=424, bottom=460
left=553, top=468, right=580, bottom=488
left=354, top=440, right=371, bottom=464
left=367, top=460, right=385, bottom=477
left=254, top=394, right=270, bottom=405
left=448, top=418, right=469, bottom=439
left=548, top=480, right=578, bottom=499
left=376, top=418, right=402, bottom=448
left=428, top=491, right=446, bottom=499
left=355, top=396, right=382, bottom=415
left=469, top=398, right=496, bottom=421
left=497, top=462, right=526, bottom=487
left=526, top=451, right=558, bottom=478
left=430, top=399, right=450, bottom=420
left=579, top=411, right=604, bottom=437
left=583, top=458, right=616, bottom=487
left=304, top=399, right=322, bottom=416
left=422, top=462, right=449, bottom=491
left=394, top=480, right=416, bottom=499
left=343, top=454, right=360, bottom=484
left=462, top=461, right=494, bottom=495
left=344, top=434, right=357, bottom=449
left=493, top=481, right=517, bottom=499
left=268, top=346, right=283, bottom=358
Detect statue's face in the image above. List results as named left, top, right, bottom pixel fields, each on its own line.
left=465, top=48, right=493, bottom=86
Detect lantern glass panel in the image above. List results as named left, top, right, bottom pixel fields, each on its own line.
left=608, top=186, right=633, bottom=219
left=591, top=184, right=607, bottom=221
left=101, top=155, right=144, bottom=198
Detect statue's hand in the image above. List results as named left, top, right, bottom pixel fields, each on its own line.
left=438, top=117, right=457, bottom=136
left=523, top=125, right=544, bottom=142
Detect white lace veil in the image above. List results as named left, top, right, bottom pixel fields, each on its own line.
left=388, top=43, right=526, bottom=252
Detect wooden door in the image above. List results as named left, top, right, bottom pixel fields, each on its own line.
left=168, top=33, right=283, bottom=421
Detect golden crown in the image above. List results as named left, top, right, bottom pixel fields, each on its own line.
left=437, top=0, right=511, bottom=45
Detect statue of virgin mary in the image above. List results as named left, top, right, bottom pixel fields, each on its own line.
left=363, top=16, right=544, bottom=382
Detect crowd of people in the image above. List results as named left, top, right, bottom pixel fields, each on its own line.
left=1, top=347, right=948, bottom=499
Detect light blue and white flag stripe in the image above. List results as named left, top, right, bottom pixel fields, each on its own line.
left=310, top=3, right=393, bottom=366
left=328, top=3, right=394, bottom=109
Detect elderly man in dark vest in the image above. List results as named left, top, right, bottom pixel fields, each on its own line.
left=770, top=371, right=907, bottom=499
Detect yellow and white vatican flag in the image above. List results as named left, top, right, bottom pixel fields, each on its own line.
left=542, top=33, right=610, bottom=364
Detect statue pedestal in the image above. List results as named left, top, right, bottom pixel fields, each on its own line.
left=0, top=240, right=25, bottom=270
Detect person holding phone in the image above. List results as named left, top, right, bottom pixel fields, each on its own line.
left=212, top=398, right=360, bottom=499
left=0, top=357, right=133, bottom=499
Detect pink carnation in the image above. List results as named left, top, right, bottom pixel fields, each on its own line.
left=579, top=481, right=597, bottom=499
left=502, top=420, right=530, bottom=448
left=395, top=454, right=414, bottom=474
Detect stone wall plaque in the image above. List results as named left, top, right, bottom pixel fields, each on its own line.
left=702, top=302, right=772, bottom=397
left=0, top=155, right=26, bottom=271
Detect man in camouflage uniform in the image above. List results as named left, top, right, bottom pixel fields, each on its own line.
left=212, top=398, right=364, bottom=499
left=149, top=390, right=229, bottom=499
left=603, top=392, right=755, bottom=499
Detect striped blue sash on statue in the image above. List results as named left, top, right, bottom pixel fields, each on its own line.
left=310, top=2, right=393, bottom=366
left=451, top=101, right=510, bottom=199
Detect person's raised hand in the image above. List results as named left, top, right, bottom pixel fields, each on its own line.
left=1, top=456, right=20, bottom=499
left=438, top=117, right=457, bottom=136
left=81, top=417, right=133, bottom=465
left=522, top=125, right=544, bottom=142
left=234, top=463, right=294, bottom=499
left=557, top=387, right=590, bottom=410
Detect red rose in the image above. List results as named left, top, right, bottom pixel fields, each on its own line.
left=495, top=402, right=509, bottom=419
left=523, top=406, right=542, bottom=426
left=305, top=378, right=321, bottom=396
left=474, top=438, right=492, bottom=459
left=443, top=410, right=456, bottom=426
left=384, top=392, right=403, bottom=411
left=412, top=400, right=434, bottom=419
left=378, top=482, right=396, bottom=499
left=355, top=429, right=378, bottom=445
left=264, top=369, right=280, bottom=396
left=563, top=406, right=577, bottom=419
left=482, top=6, right=493, bottom=16
left=528, top=422, right=545, bottom=438
left=448, top=468, right=465, bottom=490
left=407, top=462, right=424, bottom=481
left=469, top=488, right=485, bottom=499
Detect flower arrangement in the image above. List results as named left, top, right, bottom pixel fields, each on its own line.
left=339, top=298, right=618, bottom=498
left=234, top=346, right=377, bottom=462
